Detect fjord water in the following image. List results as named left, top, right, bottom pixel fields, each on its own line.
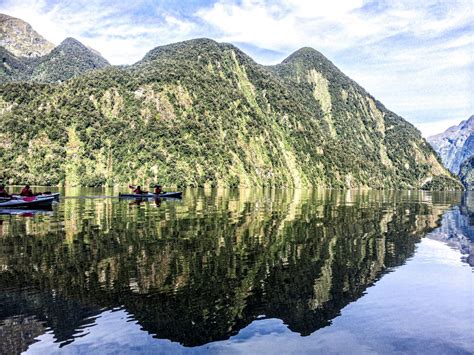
left=0, top=189, right=472, bottom=354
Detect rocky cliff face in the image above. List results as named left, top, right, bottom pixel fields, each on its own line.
left=459, top=156, right=474, bottom=190
left=428, top=116, right=474, bottom=174
left=0, top=13, right=54, bottom=57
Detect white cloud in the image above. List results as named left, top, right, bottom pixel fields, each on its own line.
left=415, top=118, right=465, bottom=138
left=0, top=0, right=198, bottom=64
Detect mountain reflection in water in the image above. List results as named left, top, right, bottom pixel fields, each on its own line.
left=0, top=189, right=464, bottom=353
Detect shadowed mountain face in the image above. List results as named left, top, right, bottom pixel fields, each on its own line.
left=0, top=38, right=461, bottom=189
left=459, top=156, right=474, bottom=190
left=428, top=115, right=474, bottom=175
left=0, top=189, right=458, bottom=351
left=0, top=46, right=32, bottom=81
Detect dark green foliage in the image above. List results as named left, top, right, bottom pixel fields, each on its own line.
left=0, top=46, right=33, bottom=81
left=0, top=39, right=462, bottom=189
left=30, top=37, right=110, bottom=82
left=421, top=175, right=464, bottom=191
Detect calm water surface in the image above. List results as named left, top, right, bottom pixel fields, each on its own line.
left=0, top=188, right=472, bottom=354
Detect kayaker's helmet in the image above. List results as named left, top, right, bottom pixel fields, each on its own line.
left=25, top=184, right=30, bottom=188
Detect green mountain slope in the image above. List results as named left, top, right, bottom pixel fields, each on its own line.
left=0, top=39, right=462, bottom=189
left=0, top=37, right=110, bottom=83
left=0, top=46, right=32, bottom=81
left=29, top=37, right=110, bottom=82
left=269, top=47, right=461, bottom=189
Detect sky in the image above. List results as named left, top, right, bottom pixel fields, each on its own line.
left=0, top=0, right=472, bottom=137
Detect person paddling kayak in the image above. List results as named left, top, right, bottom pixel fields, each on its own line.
left=154, top=185, right=163, bottom=194
left=129, top=185, right=147, bottom=194
left=0, top=184, right=10, bottom=198
left=20, top=184, right=35, bottom=197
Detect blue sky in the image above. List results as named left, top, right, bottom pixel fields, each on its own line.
left=0, top=0, right=472, bottom=137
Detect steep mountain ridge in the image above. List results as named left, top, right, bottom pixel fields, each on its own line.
left=428, top=115, right=474, bottom=174
left=270, top=46, right=457, bottom=189
left=0, top=37, right=110, bottom=83
left=0, top=38, right=462, bottom=189
left=29, top=37, right=110, bottom=82
left=0, top=13, right=54, bottom=57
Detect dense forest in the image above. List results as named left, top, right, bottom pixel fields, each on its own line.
left=0, top=38, right=462, bottom=189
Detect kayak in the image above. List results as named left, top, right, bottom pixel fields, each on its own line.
left=0, top=196, right=55, bottom=209
left=11, top=192, right=60, bottom=200
left=119, top=192, right=183, bottom=199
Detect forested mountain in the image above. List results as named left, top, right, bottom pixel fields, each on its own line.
left=428, top=116, right=474, bottom=174
left=28, top=37, right=110, bottom=82
left=0, top=37, right=110, bottom=83
left=0, top=14, right=109, bottom=83
left=0, top=45, right=31, bottom=81
left=0, top=38, right=462, bottom=189
left=0, top=13, right=54, bottom=58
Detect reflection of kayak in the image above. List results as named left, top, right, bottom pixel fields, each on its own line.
left=0, top=196, right=55, bottom=209
left=11, top=192, right=60, bottom=200
left=119, top=192, right=183, bottom=199
left=0, top=208, right=54, bottom=216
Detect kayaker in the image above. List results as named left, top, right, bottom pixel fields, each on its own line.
left=154, top=185, right=163, bottom=194
left=0, top=184, right=10, bottom=198
left=20, top=184, right=35, bottom=197
left=129, top=185, right=146, bottom=194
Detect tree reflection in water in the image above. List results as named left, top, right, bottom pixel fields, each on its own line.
left=0, top=189, right=460, bottom=352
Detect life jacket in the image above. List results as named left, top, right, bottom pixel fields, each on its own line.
left=20, top=188, right=34, bottom=197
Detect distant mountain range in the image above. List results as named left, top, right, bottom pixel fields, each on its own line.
left=428, top=116, right=474, bottom=174
left=0, top=13, right=462, bottom=190
left=0, top=13, right=109, bottom=82
left=428, top=116, right=474, bottom=188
